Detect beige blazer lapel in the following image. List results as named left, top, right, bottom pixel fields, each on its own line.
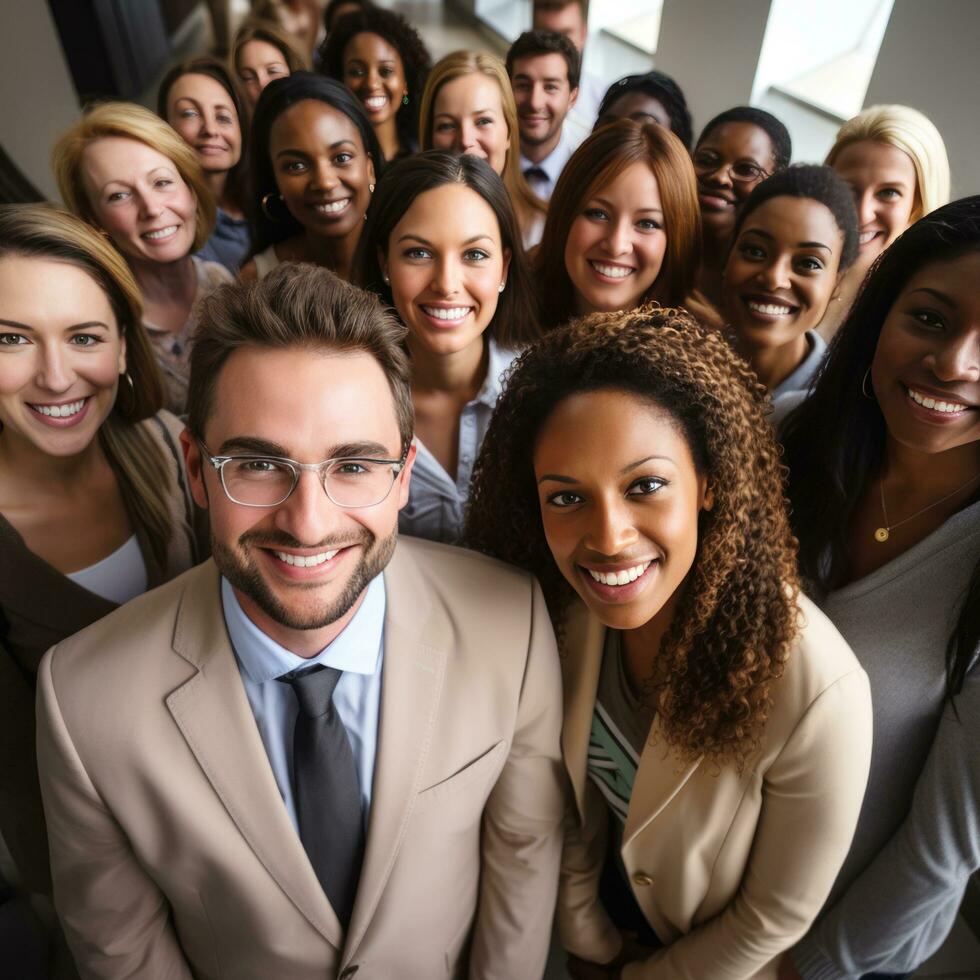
left=343, top=544, right=447, bottom=961
left=164, top=561, right=343, bottom=949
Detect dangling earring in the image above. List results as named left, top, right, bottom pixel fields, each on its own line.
left=261, top=192, right=284, bottom=221
left=861, top=368, right=875, bottom=400
left=498, top=282, right=506, bottom=293
left=401, top=93, right=410, bottom=106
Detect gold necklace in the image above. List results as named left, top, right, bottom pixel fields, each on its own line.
left=875, top=472, right=980, bottom=542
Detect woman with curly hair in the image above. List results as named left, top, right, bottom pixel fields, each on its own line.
left=535, top=119, right=716, bottom=332
left=465, top=307, right=872, bottom=979
left=780, top=197, right=980, bottom=979
left=319, top=6, right=431, bottom=162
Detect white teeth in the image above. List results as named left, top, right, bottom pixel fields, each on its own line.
left=364, top=96, right=387, bottom=108
left=586, top=561, right=652, bottom=586
left=590, top=261, right=633, bottom=279
left=314, top=199, right=350, bottom=214
left=858, top=231, right=878, bottom=245
left=274, top=549, right=339, bottom=567
left=30, top=399, right=86, bottom=418
left=906, top=386, right=969, bottom=414
left=421, top=305, right=471, bottom=321
left=142, top=225, right=178, bottom=239
left=747, top=300, right=793, bottom=316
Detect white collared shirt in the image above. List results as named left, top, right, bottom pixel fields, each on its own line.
left=221, top=574, right=385, bottom=830
left=399, top=340, right=518, bottom=545
left=519, top=119, right=588, bottom=202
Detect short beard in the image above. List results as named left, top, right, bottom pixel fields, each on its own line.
left=212, top=528, right=397, bottom=631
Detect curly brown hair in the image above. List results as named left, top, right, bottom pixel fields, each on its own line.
left=465, top=305, right=800, bottom=766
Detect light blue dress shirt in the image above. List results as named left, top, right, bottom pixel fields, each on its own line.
left=221, top=574, right=385, bottom=831
left=398, top=340, right=519, bottom=545
left=520, top=119, right=587, bottom=202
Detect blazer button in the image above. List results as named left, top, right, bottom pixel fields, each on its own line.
left=632, top=872, right=654, bottom=887
left=340, top=967, right=359, bottom=979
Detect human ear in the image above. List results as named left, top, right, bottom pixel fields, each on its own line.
left=180, top=429, right=210, bottom=510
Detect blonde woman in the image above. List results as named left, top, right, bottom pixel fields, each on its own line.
left=53, top=102, right=232, bottom=414
left=420, top=51, right=547, bottom=248
left=0, top=205, right=202, bottom=919
left=819, top=103, right=950, bottom=342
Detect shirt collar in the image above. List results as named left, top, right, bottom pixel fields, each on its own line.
left=221, top=573, right=386, bottom=684
left=519, top=126, right=575, bottom=185
left=473, top=339, right=517, bottom=409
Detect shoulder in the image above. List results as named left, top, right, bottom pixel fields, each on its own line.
left=193, top=256, right=234, bottom=289
left=139, top=409, right=186, bottom=448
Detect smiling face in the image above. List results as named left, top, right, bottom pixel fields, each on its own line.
left=511, top=52, right=577, bottom=150
left=237, top=39, right=291, bottom=107
left=81, top=137, right=198, bottom=266
left=0, top=255, right=125, bottom=458
left=165, top=72, right=242, bottom=176
left=342, top=31, right=408, bottom=129
left=600, top=90, right=670, bottom=130
left=431, top=74, right=510, bottom=175
left=383, top=182, right=509, bottom=359
left=693, top=122, right=776, bottom=236
left=183, top=345, right=414, bottom=653
left=269, top=99, right=375, bottom=240
left=871, top=251, right=980, bottom=457
left=723, top=195, right=844, bottom=357
left=535, top=388, right=710, bottom=632
left=832, top=139, right=917, bottom=264
left=564, top=160, right=667, bottom=315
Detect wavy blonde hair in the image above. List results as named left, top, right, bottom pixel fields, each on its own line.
left=52, top=101, right=215, bottom=253
left=825, top=104, right=950, bottom=221
left=419, top=50, right=545, bottom=240
left=0, top=205, right=174, bottom=569
left=466, top=305, right=800, bottom=767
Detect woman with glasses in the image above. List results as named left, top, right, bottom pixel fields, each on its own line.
left=0, top=206, right=203, bottom=937
left=720, top=165, right=858, bottom=399
left=692, top=106, right=792, bottom=305
left=535, top=118, right=717, bottom=332
left=354, top=151, right=540, bottom=544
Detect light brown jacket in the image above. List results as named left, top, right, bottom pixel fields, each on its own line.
left=558, top=593, right=872, bottom=980
left=37, top=538, right=565, bottom=979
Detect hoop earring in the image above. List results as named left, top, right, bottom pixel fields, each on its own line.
left=261, top=192, right=284, bottom=222
left=861, top=368, right=875, bottom=400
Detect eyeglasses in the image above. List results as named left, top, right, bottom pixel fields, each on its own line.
left=198, top=441, right=408, bottom=509
left=691, top=150, right=770, bottom=184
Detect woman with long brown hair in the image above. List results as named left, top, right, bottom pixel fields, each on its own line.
left=419, top=51, right=547, bottom=249
left=535, top=119, right=715, bottom=331
left=466, top=307, right=871, bottom=978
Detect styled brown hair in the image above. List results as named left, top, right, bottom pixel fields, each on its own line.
left=188, top=262, right=413, bottom=451
left=418, top=51, right=546, bottom=241
left=233, top=18, right=311, bottom=79
left=0, top=205, right=174, bottom=568
left=534, top=119, right=708, bottom=330
left=466, top=305, right=800, bottom=766
left=53, top=101, right=216, bottom=253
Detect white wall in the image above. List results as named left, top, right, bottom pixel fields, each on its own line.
left=0, top=0, right=80, bottom=201
left=863, top=0, right=979, bottom=199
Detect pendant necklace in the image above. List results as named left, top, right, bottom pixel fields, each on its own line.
left=875, top=471, right=980, bottom=543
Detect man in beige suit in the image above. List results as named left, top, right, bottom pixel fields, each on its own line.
left=36, top=265, right=565, bottom=979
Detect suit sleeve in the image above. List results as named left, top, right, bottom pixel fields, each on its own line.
left=623, top=668, right=873, bottom=980
left=36, top=645, right=195, bottom=980
left=468, top=577, right=567, bottom=980
left=793, top=668, right=980, bottom=979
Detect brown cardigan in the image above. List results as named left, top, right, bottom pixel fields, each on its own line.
left=0, top=411, right=204, bottom=893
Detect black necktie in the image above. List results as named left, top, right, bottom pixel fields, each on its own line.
left=524, top=166, right=548, bottom=184
left=279, top=664, right=364, bottom=926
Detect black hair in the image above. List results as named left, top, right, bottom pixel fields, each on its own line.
left=318, top=7, right=431, bottom=152
left=247, top=71, right=383, bottom=253
left=505, top=29, right=581, bottom=91
left=732, top=164, right=859, bottom=271
left=157, top=56, right=251, bottom=214
left=781, top=195, right=980, bottom=703
left=595, top=71, right=692, bottom=150
left=353, top=150, right=541, bottom=349
left=696, top=106, right=792, bottom=172
left=323, top=0, right=371, bottom=32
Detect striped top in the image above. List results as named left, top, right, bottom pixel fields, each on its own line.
left=586, top=629, right=653, bottom=826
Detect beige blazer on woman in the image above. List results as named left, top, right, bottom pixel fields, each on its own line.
left=558, top=593, right=873, bottom=980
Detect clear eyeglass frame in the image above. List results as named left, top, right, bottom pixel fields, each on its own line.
left=197, top=440, right=409, bottom=509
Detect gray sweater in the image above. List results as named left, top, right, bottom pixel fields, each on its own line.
left=793, top=498, right=980, bottom=978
